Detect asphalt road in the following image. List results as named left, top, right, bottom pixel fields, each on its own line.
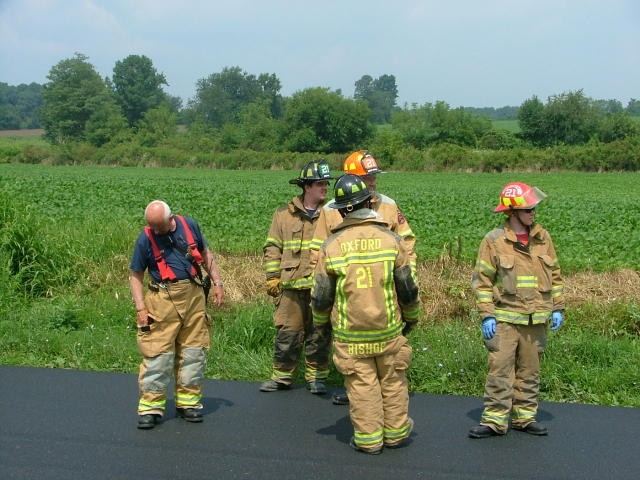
left=1, top=366, right=638, bottom=480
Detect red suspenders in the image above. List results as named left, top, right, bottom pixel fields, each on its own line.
left=144, top=215, right=203, bottom=282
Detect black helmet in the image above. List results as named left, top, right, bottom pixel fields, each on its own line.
left=289, top=159, right=334, bottom=186
left=330, top=174, right=371, bottom=210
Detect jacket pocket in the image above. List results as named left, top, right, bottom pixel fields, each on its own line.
left=536, top=255, right=555, bottom=292
left=497, top=255, right=516, bottom=294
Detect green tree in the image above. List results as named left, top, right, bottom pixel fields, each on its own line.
left=112, top=55, right=168, bottom=126
left=517, top=96, right=547, bottom=145
left=626, top=99, right=640, bottom=116
left=135, top=107, right=178, bottom=147
left=40, top=53, right=126, bottom=145
left=188, top=66, right=282, bottom=128
left=354, top=74, right=398, bottom=123
left=0, top=82, right=43, bottom=129
left=283, top=87, right=373, bottom=153
left=544, top=90, right=598, bottom=145
left=597, top=112, right=640, bottom=143
left=391, top=101, right=491, bottom=148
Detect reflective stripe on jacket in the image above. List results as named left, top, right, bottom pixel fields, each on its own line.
left=471, top=221, right=565, bottom=324
left=312, top=211, right=420, bottom=348
left=263, top=195, right=321, bottom=290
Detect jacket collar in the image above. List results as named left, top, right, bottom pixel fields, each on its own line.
left=331, top=208, right=386, bottom=233
left=290, top=194, right=323, bottom=218
left=503, top=221, right=545, bottom=242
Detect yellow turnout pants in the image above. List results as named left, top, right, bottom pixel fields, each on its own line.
left=136, top=280, right=211, bottom=416
left=480, top=322, right=546, bottom=433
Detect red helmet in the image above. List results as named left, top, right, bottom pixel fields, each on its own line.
left=494, top=182, right=547, bottom=213
left=343, top=150, right=384, bottom=176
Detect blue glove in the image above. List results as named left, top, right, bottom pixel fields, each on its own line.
left=551, top=310, right=564, bottom=331
left=481, top=317, right=496, bottom=340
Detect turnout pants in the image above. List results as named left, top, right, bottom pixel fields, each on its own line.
left=480, top=322, right=546, bottom=433
left=333, top=337, right=413, bottom=451
left=270, top=289, right=331, bottom=385
left=137, top=279, right=211, bottom=416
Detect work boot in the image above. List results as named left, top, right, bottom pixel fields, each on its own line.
left=332, top=392, right=350, bottom=405
left=468, top=424, right=500, bottom=439
left=307, top=381, right=327, bottom=395
left=137, top=414, right=160, bottom=429
left=513, top=422, right=548, bottom=436
left=384, top=417, right=414, bottom=449
left=349, top=437, right=382, bottom=455
left=176, top=407, right=204, bottom=423
left=259, top=379, right=292, bottom=392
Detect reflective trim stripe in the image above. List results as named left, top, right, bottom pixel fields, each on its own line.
left=516, top=275, right=538, bottom=288
left=552, top=284, right=564, bottom=297
left=309, top=238, right=324, bottom=251
left=495, top=309, right=549, bottom=325
left=281, top=276, right=313, bottom=290
left=263, top=260, right=280, bottom=274
left=326, top=251, right=398, bottom=269
left=175, top=392, right=201, bottom=407
left=512, top=406, right=537, bottom=421
left=383, top=258, right=395, bottom=328
left=481, top=409, right=510, bottom=426
left=397, top=227, right=414, bottom=238
left=354, top=428, right=384, bottom=446
left=263, top=236, right=282, bottom=249
left=475, top=290, right=493, bottom=303
left=273, top=369, right=293, bottom=382
left=138, top=398, right=166, bottom=412
left=304, top=365, right=329, bottom=381
left=384, top=422, right=412, bottom=440
left=402, top=305, right=420, bottom=321
left=333, top=323, right=403, bottom=343
left=475, top=259, right=496, bottom=276
left=313, top=311, right=330, bottom=325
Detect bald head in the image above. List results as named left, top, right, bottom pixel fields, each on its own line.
left=145, top=200, right=173, bottom=234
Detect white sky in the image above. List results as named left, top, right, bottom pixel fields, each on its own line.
left=1, top=0, right=638, bottom=108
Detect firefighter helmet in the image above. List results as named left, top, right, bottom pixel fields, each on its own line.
left=289, top=159, right=334, bottom=186
left=331, top=174, right=372, bottom=209
left=494, top=182, right=547, bottom=212
left=342, top=150, right=385, bottom=176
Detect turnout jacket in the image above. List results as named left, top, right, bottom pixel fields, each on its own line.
left=311, top=210, right=420, bottom=354
left=309, top=193, right=416, bottom=272
left=471, top=221, right=565, bottom=325
left=263, top=195, right=322, bottom=290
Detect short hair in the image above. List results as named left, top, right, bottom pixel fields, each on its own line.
left=144, top=200, right=171, bottom=222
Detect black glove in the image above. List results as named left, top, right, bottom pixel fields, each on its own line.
left=402, top=322, right=414, bottom=336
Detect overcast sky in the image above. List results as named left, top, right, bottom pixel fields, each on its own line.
left=1, top=0, right=638, bottom=108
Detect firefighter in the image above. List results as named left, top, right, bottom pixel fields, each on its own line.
left=469, top=182, right=565, bottom=438
left=310, top=150, right=417, bottom=405
left=311, top=174, right=420, bottom=454
left=129, top=200, right=225, bottom=429
left=260, top=159, right=334, bottom=394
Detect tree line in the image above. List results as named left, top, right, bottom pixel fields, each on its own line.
left=1, top=53, right=639, bottom=171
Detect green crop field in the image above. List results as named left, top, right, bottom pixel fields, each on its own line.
left=491, top=119, right=520, bottom=132
left=1, top=164, right=637, bottom=271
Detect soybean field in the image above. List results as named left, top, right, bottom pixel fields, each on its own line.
left=1, top=164, right=638, bottom=272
